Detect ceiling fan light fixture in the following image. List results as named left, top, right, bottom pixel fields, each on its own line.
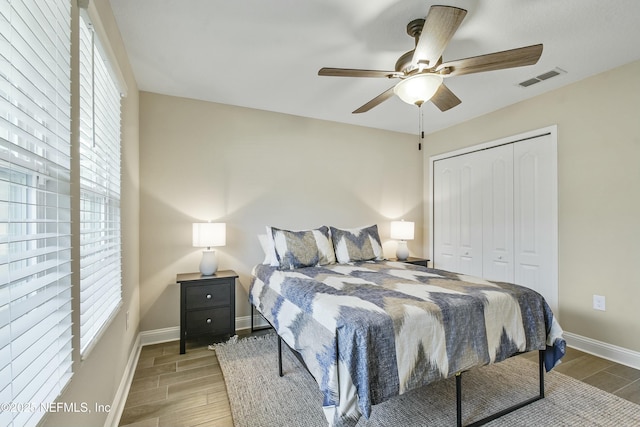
left=394, top=74, right=443, bottom=106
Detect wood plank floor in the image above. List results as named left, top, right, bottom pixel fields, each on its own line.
left=119, top=333, right=640, bottom=427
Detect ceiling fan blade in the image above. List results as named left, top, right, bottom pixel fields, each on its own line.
left=430, top=83, right=461, bottom=112
left=411, top=5, right=467, bottom=69
left=318, top=67, right=401, bottom=78
left=352, top=86, right=396, bottom=114
left=437, top=44, right=543, bottom=77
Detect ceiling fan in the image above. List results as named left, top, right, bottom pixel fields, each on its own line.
left=318, top=5, right=543, bottom=114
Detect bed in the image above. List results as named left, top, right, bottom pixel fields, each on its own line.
left=249, top=225, right=566, bottom=427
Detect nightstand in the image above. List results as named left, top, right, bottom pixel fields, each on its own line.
left=390, top=257, right=430, bottom=268
left=177, top=270, right=238, bottom=354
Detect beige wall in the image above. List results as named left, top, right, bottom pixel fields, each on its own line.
left=423, top=60, right=640, bottom=352
left=44, top=0, right=140, bottom=425
left=138, top=92, right=421, bottom=331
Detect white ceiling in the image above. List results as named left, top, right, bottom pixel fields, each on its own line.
left=109, top=0, right=640, bottom=135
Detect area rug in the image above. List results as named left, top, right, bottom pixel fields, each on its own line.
left=214, top=333, right=640, bottom=426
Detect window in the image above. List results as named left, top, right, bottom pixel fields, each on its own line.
left=78, top=12, right=122, bottom=356
left=0, top=0, right=73, bottom=426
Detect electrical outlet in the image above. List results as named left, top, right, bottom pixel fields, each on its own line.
left=593, top=295, right=606, bottom=311
left=126, top=310, right=130, bottom=330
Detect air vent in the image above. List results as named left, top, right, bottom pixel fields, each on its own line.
left=518, top=67, right=566, bottom=88
left=519, top=78, right=540, bottom=88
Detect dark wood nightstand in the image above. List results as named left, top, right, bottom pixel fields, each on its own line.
left=390, top=257, right=430, bottom=268
left=177, top=270, right=238, bottom=354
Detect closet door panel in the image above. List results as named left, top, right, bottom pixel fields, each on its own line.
left=482, top=145, right=514, bottom=282
left=514, top=134, right=554, bottom=304
left=433, top=161, right=459, bottom=272
left=457, top=154, right=483, bottom=276
left=433, top=153, right=482, bottom=276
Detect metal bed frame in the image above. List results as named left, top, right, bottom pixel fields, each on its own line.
left=278, top=336, right=544, bottom=426
left=252, top=308, right=545, bottom=427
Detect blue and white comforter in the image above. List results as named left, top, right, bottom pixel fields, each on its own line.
left=249, top=260, right=565, bottom=426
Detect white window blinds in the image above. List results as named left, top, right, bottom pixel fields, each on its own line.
left=78, top=13, right=122, bottom=356
left=0, top=0, right=73, bottom=426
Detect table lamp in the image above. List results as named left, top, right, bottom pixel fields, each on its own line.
left=192, top=222, right=226, bottom=275
left=390, top=220, right=414, bottom=261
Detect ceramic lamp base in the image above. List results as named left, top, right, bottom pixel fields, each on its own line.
left=396, top=240, right=409, bottom=261
left=199, top=249, right=218, bottom=276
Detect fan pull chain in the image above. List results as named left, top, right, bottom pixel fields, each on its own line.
left=418, top=105, right=424, bottom=151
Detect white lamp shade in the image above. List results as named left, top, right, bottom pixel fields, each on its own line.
left=390, top=220, right=415, bottom=241
left=193, top=222, right=226, bottom=248
left=393, top=74, right=443, bottom=106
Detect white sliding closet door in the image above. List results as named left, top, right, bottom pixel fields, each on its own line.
left=433, top=151, right=483, bottom=277
left=433, top=160, right=458, bottom=272
left=482, top=144, right=515, bottom=283
left=514, top=134, right=555, bottom=303
left=458, top=153, right=483, bottom=276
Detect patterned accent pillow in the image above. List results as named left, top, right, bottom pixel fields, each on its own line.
left=330, top=224, right=384, bottom=263
left=270, top=226, right=336, bottom=270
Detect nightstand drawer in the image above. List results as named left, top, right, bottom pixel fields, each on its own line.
left=186, top=307, right=231, bottom=335
left=185, top=282, right=231, bottom=309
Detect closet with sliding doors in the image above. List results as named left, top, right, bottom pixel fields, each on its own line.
left=430, top=126, right=558, bottom=314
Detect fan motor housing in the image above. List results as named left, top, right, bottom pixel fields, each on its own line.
left=395, top=50, right=414, bottom=73
left=407, top=18, right=425, bottom=39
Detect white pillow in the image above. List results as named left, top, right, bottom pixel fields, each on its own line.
left=263, top=227, right=280, bottom=267
left=257, top=234, right=274, bottom=265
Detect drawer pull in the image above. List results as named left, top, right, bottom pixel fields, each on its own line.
left=206, top=294, right=212, bottom=299
left=206, top=318, right=212, bottom=324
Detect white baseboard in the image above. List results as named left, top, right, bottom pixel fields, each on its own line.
left=139, top=326, right=180, bottom=346
left=235, top=314, right=270, bottom=331
left=564, top=332, right=640, bottom=370
left=104, top=334, right=141, bottom=427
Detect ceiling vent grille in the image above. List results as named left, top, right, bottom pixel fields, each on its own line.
left=518, top=67, right=566, bottom=88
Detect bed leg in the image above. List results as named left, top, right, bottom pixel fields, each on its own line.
left=458, top=352, right=546, bottom=427
left=456, top=372, right=462, bottom=427
left=539, top=349, right=545, bottom=398
left=278, top=335, right=283, bottom=377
